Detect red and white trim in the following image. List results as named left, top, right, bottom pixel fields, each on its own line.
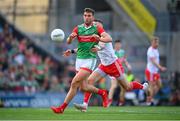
left=80, top=67, right=93, bottom=73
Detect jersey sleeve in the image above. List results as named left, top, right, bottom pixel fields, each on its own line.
left=147, top=49, right=155, bottom=58
left=72, top=26, right=78, bottom=34
left=97, top=25, right=105, bottom=35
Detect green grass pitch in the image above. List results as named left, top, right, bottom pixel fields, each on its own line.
left=0, top=106, right=179, bottom=120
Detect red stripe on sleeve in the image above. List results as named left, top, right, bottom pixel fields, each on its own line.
left=97, top=25, right=105, bottom=35
left=72, top=26, right=78, bottom=34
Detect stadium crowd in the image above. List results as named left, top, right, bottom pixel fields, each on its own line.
left=0, top=23, right=76, bottom=93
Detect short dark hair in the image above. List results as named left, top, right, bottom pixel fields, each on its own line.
left=115, top=39, right=121, bottom=43
left=151, top=36, right=159, bottom=42
left=94, top=19, right=103, bottom=24
left=84, top=8, right=95, bottom=15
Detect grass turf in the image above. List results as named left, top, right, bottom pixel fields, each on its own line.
left=0, top=106, right=179, bottom=120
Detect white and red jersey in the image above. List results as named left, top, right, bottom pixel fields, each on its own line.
left=147, top=46, right=160, bottom=73
left=97, top=42, right=117, bottom=66
left=95, top=42, right=124, bottom=78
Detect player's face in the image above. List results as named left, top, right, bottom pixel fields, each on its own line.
left=114, top=42, right=121, bottom=50
left=152, top=40, right=159, bottom=48
left=83, top=12, right=94, bottom=25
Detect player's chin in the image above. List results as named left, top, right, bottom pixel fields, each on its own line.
left=85, top=21, right=91, bottom=25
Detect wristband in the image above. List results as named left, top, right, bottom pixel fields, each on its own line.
left=71, top=49, right=75, bottom=54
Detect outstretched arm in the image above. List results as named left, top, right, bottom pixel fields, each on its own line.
left=63, top=48, right=77, bottom=57
left=67, top=32, right=77, bottom=44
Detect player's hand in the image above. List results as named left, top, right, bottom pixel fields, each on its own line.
left=63, top=49, right=71, bottom=57
left=67, top=32, right=77, bottom=44
left=160, top=66, right=167, bottom=72
left=92, top=34, right=100, bottom=41
left=91, top=47, right=100, bottom=53
left=69, top=32, right=77, bottom=39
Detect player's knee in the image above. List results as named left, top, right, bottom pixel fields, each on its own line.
left=124, top=85, right=131, bottom=91
left=71, top=80, right=80, bottom=89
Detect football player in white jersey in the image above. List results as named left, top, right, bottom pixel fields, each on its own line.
left=145, top=36, right=166, bottom=105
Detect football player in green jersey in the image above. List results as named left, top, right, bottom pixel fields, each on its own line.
left=51, top=8, right=112, bottom=114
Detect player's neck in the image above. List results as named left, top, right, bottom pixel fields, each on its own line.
left=151, top=46, right=157, bottom=49
left=115, top=48, right=120, bottom=51
left=84, top=23, right=93, bottom=27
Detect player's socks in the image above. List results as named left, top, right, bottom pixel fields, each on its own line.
left=97, top=89, right=105, bottom=95
left=51, top=102, right=68, bottom=114
left=97, top=89, right=108, bottom=107
left=61, top=102, right=68, bottom=110
left=108, top=99, right=113, bottom=107
left=83, top=92, right=92, bottom=105
left=130, top=81, right=143, bottom=90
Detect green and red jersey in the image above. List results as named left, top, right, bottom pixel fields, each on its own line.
left=72, top=23, right=105, bottom=59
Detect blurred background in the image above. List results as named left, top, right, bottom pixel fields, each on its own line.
left=0, top=0, right=179, bottom=108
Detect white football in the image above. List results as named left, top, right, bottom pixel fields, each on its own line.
left=51, top=29, right=65, bottom=42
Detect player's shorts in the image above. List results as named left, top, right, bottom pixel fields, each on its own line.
left=95, top=59, right=124, bottom=79
left=145, top=69, right=160, bottom=82
left=76, top=58, right=97, bottom=73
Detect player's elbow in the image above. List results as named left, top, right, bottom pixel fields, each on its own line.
left=108, top=36, right=112, bottom=42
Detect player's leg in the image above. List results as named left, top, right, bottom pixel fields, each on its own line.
left=78, top=70, right=99, bottom=109
left=119, top=84, right=125, bottom=106
left=154, top=76, right=162, bottom=95
left=74, top=68, right=108, bottom=112
left=114, top=59, right=148, bottom=92
left=148, top=78, right=161, bottom=105
left=146, top=81, right=155, bottom=105
left=51, top=69, right=91, bottom=114
left=51, top=58, right=95, bottom=114
left=85, top=70, right=108, bottom=107
left=80, top=83, right=92, bottom=108
left=65, top=70, right=91, bottom=102
left=73, top=58, right=97, bottom=111
left=145, top=69, right=154, bottom=105
left=117, top=74, right=148, bottom=92
left=108, top=78, right=118, bottom=107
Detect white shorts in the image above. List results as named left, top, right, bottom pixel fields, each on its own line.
left=75, top=58, right=97, bottom=73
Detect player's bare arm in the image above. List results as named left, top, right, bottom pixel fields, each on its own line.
left=150, top=57, right=166, bottom=71
left=92, top=32, right=112, bottom=43
left=100, top=32, right=112, bottom=42
left=100, top=32, right=112, bottom=43
left=63, top=48, right=77, bottom=57
left=67, top=32, right=77, bottom=44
